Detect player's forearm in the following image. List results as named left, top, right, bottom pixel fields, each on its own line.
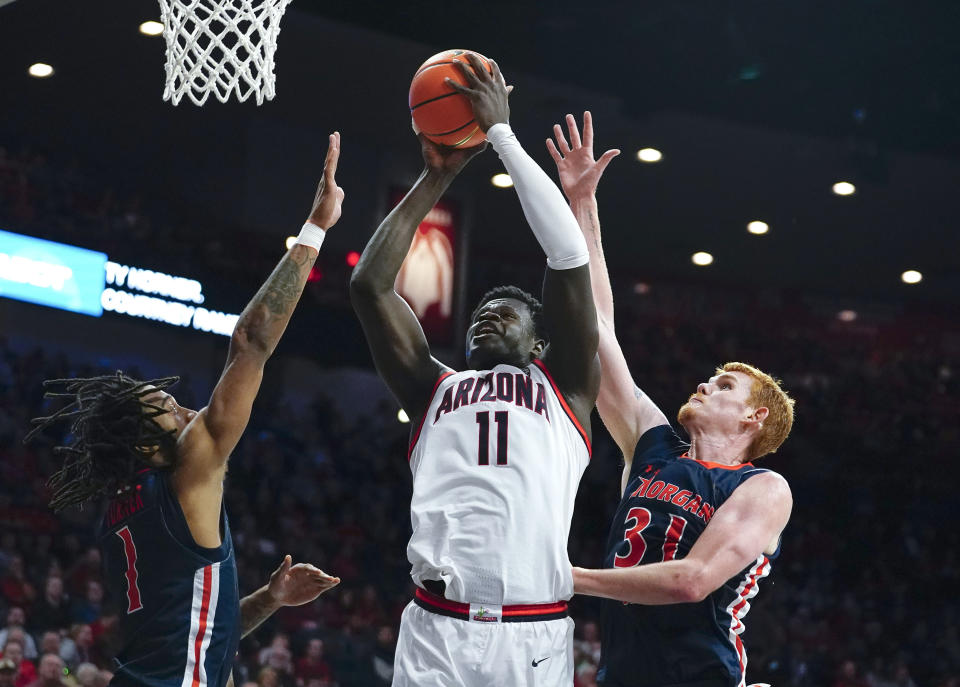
left=487, top=124, right=589, bottom=270
left=232, top=244, right=317, bottom=357
left=569, top=195, right=616, bottom=327
left=572, top=561, right=708, bottom=605
left=239, top=585, right=280, bottom=638
left=351, top=168, right=455, bottom=295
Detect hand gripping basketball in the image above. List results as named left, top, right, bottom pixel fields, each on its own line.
left=445, top=54, right=512, bottom=133
left=419, top=134, right=488, bottom=176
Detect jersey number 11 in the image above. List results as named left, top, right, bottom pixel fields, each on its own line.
left=476, top=411, right=508, bottom=465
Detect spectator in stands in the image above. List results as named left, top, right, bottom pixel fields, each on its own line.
left=875, top=661, right=919, bottom=687
left=0, top=659, right=16, bottom=687
left=54, top=633, right=75, bottom=672
left=32, top=640, right=59, bottom=674
left=574, top=620, right=601, bottom=668
left=262, top=645, right=294, bottom=687
left=1, top=639, right=35, bottom=687
left=0, top=559, right=34, bottom=610
left=28, top=578, right=69, bottom=635
left=257, top=634, right=290, bottom=669
left=0, top=536, right=16, bottom=577
left=575, top=661, right=598, bottom=687
left=835, top=659, right=870, bottom=687
left=256, top=666, right=280, bottom=687
left=295, top=638, right=333, bottom=685
left=24, top=653, right=66, bottom=687
left=62, top=625, right=92, bottom=668
left=64, top=551, right=99, bottom=600
left=68, top=582, right=101, bottom=625
left=352, top=585, right=383, bottom=631
left=370, top=626, right=394, bottom=686
left=0, top=615, right=36, bottom=661
left=71, top=664, right=96, bottom=687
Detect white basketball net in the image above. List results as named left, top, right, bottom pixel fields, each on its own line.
left=157, top=0, right=292, bottom=106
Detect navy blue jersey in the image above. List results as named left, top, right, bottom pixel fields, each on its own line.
left=97, top=470, right=240, bottom=687
left=598, top=425, right=780, bottom=687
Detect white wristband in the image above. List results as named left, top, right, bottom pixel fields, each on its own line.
left=296, top=222, right=326, bottom=251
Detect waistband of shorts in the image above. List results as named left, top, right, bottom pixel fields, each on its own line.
left=413, top=587, right=568, bottom=623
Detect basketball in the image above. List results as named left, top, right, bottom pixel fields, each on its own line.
left=409, top=49, right=494, bottom=148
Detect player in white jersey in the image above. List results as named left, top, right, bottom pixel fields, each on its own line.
left=350, top=53, right=600, bottom=686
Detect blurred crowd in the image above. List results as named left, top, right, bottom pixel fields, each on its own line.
left=2, top=141, right=959, bottom=687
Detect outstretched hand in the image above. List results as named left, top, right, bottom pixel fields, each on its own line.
left=266, top=555, right=340, bottom=607
left=546, top=112, right=620, bottom=201
left=445, top=53, right=512, bottom=133
left=307, top=132, right=346, bottom=229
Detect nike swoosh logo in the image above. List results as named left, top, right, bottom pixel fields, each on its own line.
left=531, top=657, right=550, bottom=667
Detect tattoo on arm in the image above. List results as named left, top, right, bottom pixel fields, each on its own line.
left=236, top=247, right=314, bottom=352
left=240, top=587, right=278, bottom=638
left=260, top=251, right=311, bottom=316
left=634, top=386, right=646, bottom=401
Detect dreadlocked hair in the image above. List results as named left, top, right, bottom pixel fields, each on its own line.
left=471, top=285, right=548, bottom=342
left=24, top=371, right=180, bottom=512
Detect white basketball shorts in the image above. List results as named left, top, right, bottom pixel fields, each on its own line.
left=393, top=592, right=574, bottom=686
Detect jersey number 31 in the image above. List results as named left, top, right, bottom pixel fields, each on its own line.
left=614, top=508, right=688, bottom=568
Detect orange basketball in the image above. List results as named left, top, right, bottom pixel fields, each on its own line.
left=409, top=49, right=494, bottom=148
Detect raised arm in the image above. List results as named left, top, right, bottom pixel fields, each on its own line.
left=350, top=138, right=484, bottom=418
left=572, top=472, right=792, bottom=604
left=547, top=112, right=668, bottom=468
left=178, top=133, right=344, bottom=485
left=448, top=56, right=600, bottom=424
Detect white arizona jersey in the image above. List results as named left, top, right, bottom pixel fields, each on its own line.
left=406, top=359, right=591, bottom=606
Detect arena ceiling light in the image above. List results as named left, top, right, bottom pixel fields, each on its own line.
left=139, top=21, right=164, bottom=36
left=747, top=221, right=769, bottom=235
left=901, top=269, right=922, bottom=284
left=28, top=63, right=54, bottom=78
left=397, top=409, right=410, bottom=423
left=691, top=251, right=713, bottom=266
left=837, top=309, right=858, bottom=322
left=285, top=236, right=297, bottom=250
left=832, top=181, right=856, bottom=196
left=636, top=148, right=663, bottom=163
left=491, top=173, right=513, bottom=188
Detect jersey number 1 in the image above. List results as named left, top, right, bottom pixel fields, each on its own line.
left=476, top=411, right=508, bottom=465
left=116, top=526, right=144, bottom=613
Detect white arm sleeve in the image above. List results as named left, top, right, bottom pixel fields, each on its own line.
left=487, top=123, right=589, bottom=270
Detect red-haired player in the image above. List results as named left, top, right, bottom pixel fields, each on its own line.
left=548, top=112, right=794, bottom=687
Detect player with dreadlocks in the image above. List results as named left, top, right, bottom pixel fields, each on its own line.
left=32, top=372, right=181, bottom=512
left=26, top=133, right=346, bottom=687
